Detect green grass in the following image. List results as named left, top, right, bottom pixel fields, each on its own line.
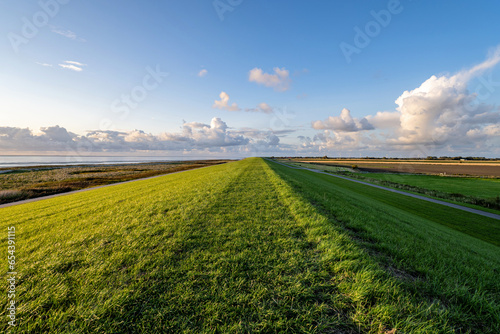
left=342, top=172, right=500, bottom=213
left=281, top=160, right=500, bottom=212
left=265, top=160, right=500, bottom=332
left=354, top=173, right=500, bottom=199
left=281, top=167, right=500, bottom=246
left=1, top=158, right=499, bottom=333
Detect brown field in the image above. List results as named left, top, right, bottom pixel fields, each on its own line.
left=297, top=160, right=500, bottom=177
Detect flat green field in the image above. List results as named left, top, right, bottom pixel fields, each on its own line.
left=1, top=158, right=499, bottom=333
left=355, top=173, right=500, bottom=200
left=284, top=160, right=500, bottom=212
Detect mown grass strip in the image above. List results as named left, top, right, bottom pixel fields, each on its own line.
left=1, top=159, right=357, bottom=333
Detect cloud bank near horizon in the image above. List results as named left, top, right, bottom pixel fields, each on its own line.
left=0, top=119, right=282, bottom=154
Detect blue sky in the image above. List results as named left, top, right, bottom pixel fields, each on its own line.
left=1, top=0, right=500, bottom=157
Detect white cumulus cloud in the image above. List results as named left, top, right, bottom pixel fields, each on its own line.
left=249, top=67, right=291, bottom=92
left=365, top=111, right=401, bottom=129
left=213, top=91, right=241, bottom=111
left=390, top=47, right=500, bottom=147
left=312, top=108, right=374, bottom=132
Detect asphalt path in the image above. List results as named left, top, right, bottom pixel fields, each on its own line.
left=267, top=159, right=500, bottom=221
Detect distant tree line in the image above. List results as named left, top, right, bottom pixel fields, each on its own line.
left=268, top=156, right=498, bottom=160
left=426, top=156, right=490, bottom=160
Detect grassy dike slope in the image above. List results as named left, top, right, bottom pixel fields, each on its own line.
left=1, top=158, right=499, bottom=333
